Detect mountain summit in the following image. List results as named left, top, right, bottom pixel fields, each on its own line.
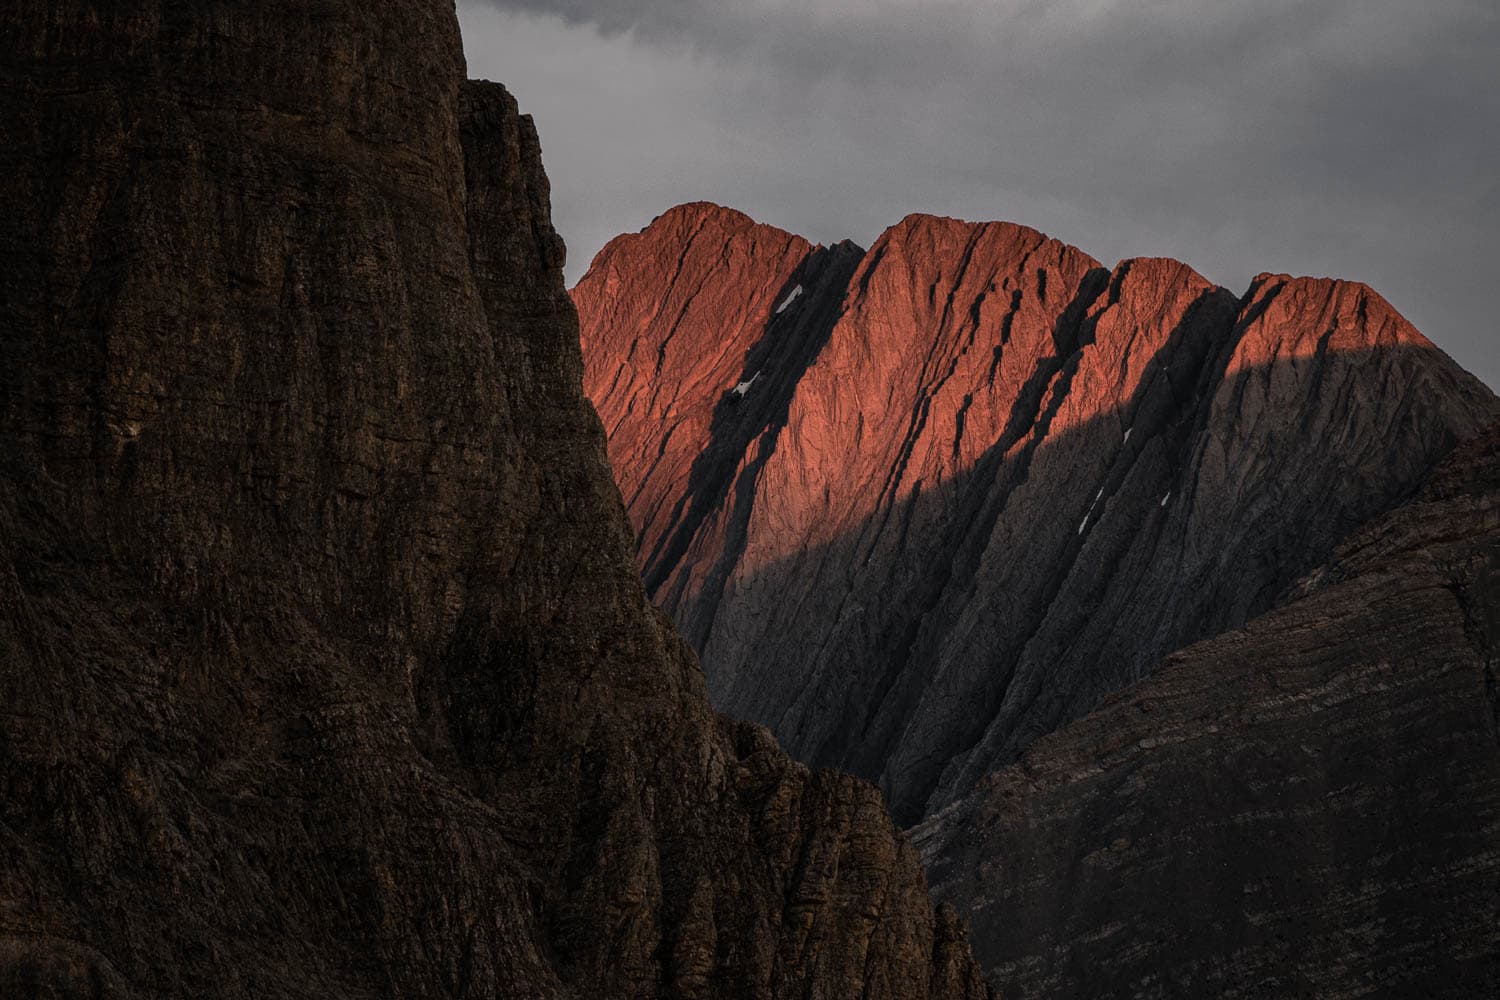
left=576, top=201, right=1499, bottom=824
left=577, top=202, right=1500, bottom=993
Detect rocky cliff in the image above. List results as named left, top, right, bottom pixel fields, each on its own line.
left=0, top=4, right=990, bottom=998
left=915, top=424, right=1500, bottom=997
left=577, top=204, right=1500, bottom=824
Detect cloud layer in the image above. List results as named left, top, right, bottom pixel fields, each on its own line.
left=459, top=0, right=1499, bottom=387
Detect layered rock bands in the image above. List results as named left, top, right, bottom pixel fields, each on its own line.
left=578, top=203, right=1498, bottom=824
left=0, top=4, right=990, bottom=998
left=579, top=202, right=1500, bottom=996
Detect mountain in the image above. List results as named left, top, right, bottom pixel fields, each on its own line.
left=0, top=5, right=990, bottom=998
left=915, top=424, right=1500, bottom=997
left=576, top=202, right=1500, bottom=824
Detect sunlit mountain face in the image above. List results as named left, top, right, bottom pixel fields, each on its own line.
left=5, top=2, right=1498, bottom=997
left=575, top=201, right=1498, bottom=825
left=462, top=0, right=1500, bottom=392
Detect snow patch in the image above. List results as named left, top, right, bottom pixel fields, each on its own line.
left=1123, top=427, right=1133, bottom=444
left=775, top=285, right=804, bottom=314
left=1080, top=486, right=1106, bottom=535
left=733, top=371, right=761, bottom=397
left=1160, top=492, right=1171, bottom=507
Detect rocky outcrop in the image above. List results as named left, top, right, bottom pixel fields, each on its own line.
left=0, top=4, right=990, bottom=998
left=915, top=425, right=1500, bottom=998
left=577, top=205, right=1500, bottom=823
left=577, top=204, right=864, bottom=612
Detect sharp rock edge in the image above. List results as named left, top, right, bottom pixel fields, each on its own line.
left=0, top=6, right=992, bottom=998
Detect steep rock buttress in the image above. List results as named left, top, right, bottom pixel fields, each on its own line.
left=0, top=5, right=990, bottom=998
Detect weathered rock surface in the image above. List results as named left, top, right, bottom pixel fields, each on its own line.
left=0, top=4, right=990, bottom=998
left=577, top=204, right=864, bottom=610
left=577, top=204, right=1500, bottom=823
left=915, top=425, right=1500, bottom=998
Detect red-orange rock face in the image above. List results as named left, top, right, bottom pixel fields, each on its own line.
left=577, top=203, right=1500, bottom=827
left=578, top=203, right=816, bottom=571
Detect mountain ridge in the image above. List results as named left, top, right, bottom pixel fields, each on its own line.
left=585, top=201, right=1465, bottom=359
left=576, top=199, right=1499, bottom=823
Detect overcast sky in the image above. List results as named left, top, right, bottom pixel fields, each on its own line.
left=458, top=0, right=1498, bottom=388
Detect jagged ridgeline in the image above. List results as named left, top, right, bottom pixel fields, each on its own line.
left=0, top=3, right=991, bottom=997
left=577, top=203, right=1499, bottom=824
left=578, top=203, right=1500, bottom=995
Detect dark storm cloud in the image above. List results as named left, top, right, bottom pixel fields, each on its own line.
left=459, top=1, right=1500, bottom=387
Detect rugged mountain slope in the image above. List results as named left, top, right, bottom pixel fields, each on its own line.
left=578, top=204, right=1500, bottom=823
left=915, top=425, right=1500, bottom=998
left=0, top=4, right=990, bottom=998
left=577, top=204, right=864, bottom=608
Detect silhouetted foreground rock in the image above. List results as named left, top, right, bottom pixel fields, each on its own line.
left=577, top=204, right=1499, bottom=824
left=0, top=4, right=991, bottom=998
left=916, top=425, right=1500, bottom=997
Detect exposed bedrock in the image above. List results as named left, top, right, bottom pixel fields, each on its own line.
left=578, top=204, right=1499, bottom=824
left=916, top=425, right=1500, bottom=997
left=0, top=4, right=990, bottom=997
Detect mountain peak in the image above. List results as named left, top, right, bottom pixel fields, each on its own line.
left=578, top=203, right=1498, bottom=827
left=579, top=201, right=815, bottom=303
left=649, top=199, right=773, bottom=232
left=1233, top=272, right=1441, bottom=371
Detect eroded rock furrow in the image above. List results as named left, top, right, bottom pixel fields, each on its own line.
left=577, top=205, right=1500, bottom=825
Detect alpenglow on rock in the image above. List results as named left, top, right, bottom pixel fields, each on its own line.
left=576, top=202, right=1500, bottom=824
left=0, top=5, right=992, bottom=998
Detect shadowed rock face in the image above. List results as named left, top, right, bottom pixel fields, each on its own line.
left=0, top=5, right=991, bottom=999
left=577, top=204, right=1500, bottom=824
left=915, top=425, right=1500, bottom=998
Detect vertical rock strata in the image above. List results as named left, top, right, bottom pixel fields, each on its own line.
left=915, top=426, right=1500, bottom=997
left=0, top=4, right=990, bottom=998
left=577, top=205, right=1500, bottom=824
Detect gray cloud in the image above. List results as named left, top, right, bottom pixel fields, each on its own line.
left=459, top=0, right=1499, bottom=387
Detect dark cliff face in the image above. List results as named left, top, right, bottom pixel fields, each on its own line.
left=576, top=204, right=1500, bottom=825
left=0, top=5, right=990, bottom=999
left=915, top=425, right=1500, bottom=997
